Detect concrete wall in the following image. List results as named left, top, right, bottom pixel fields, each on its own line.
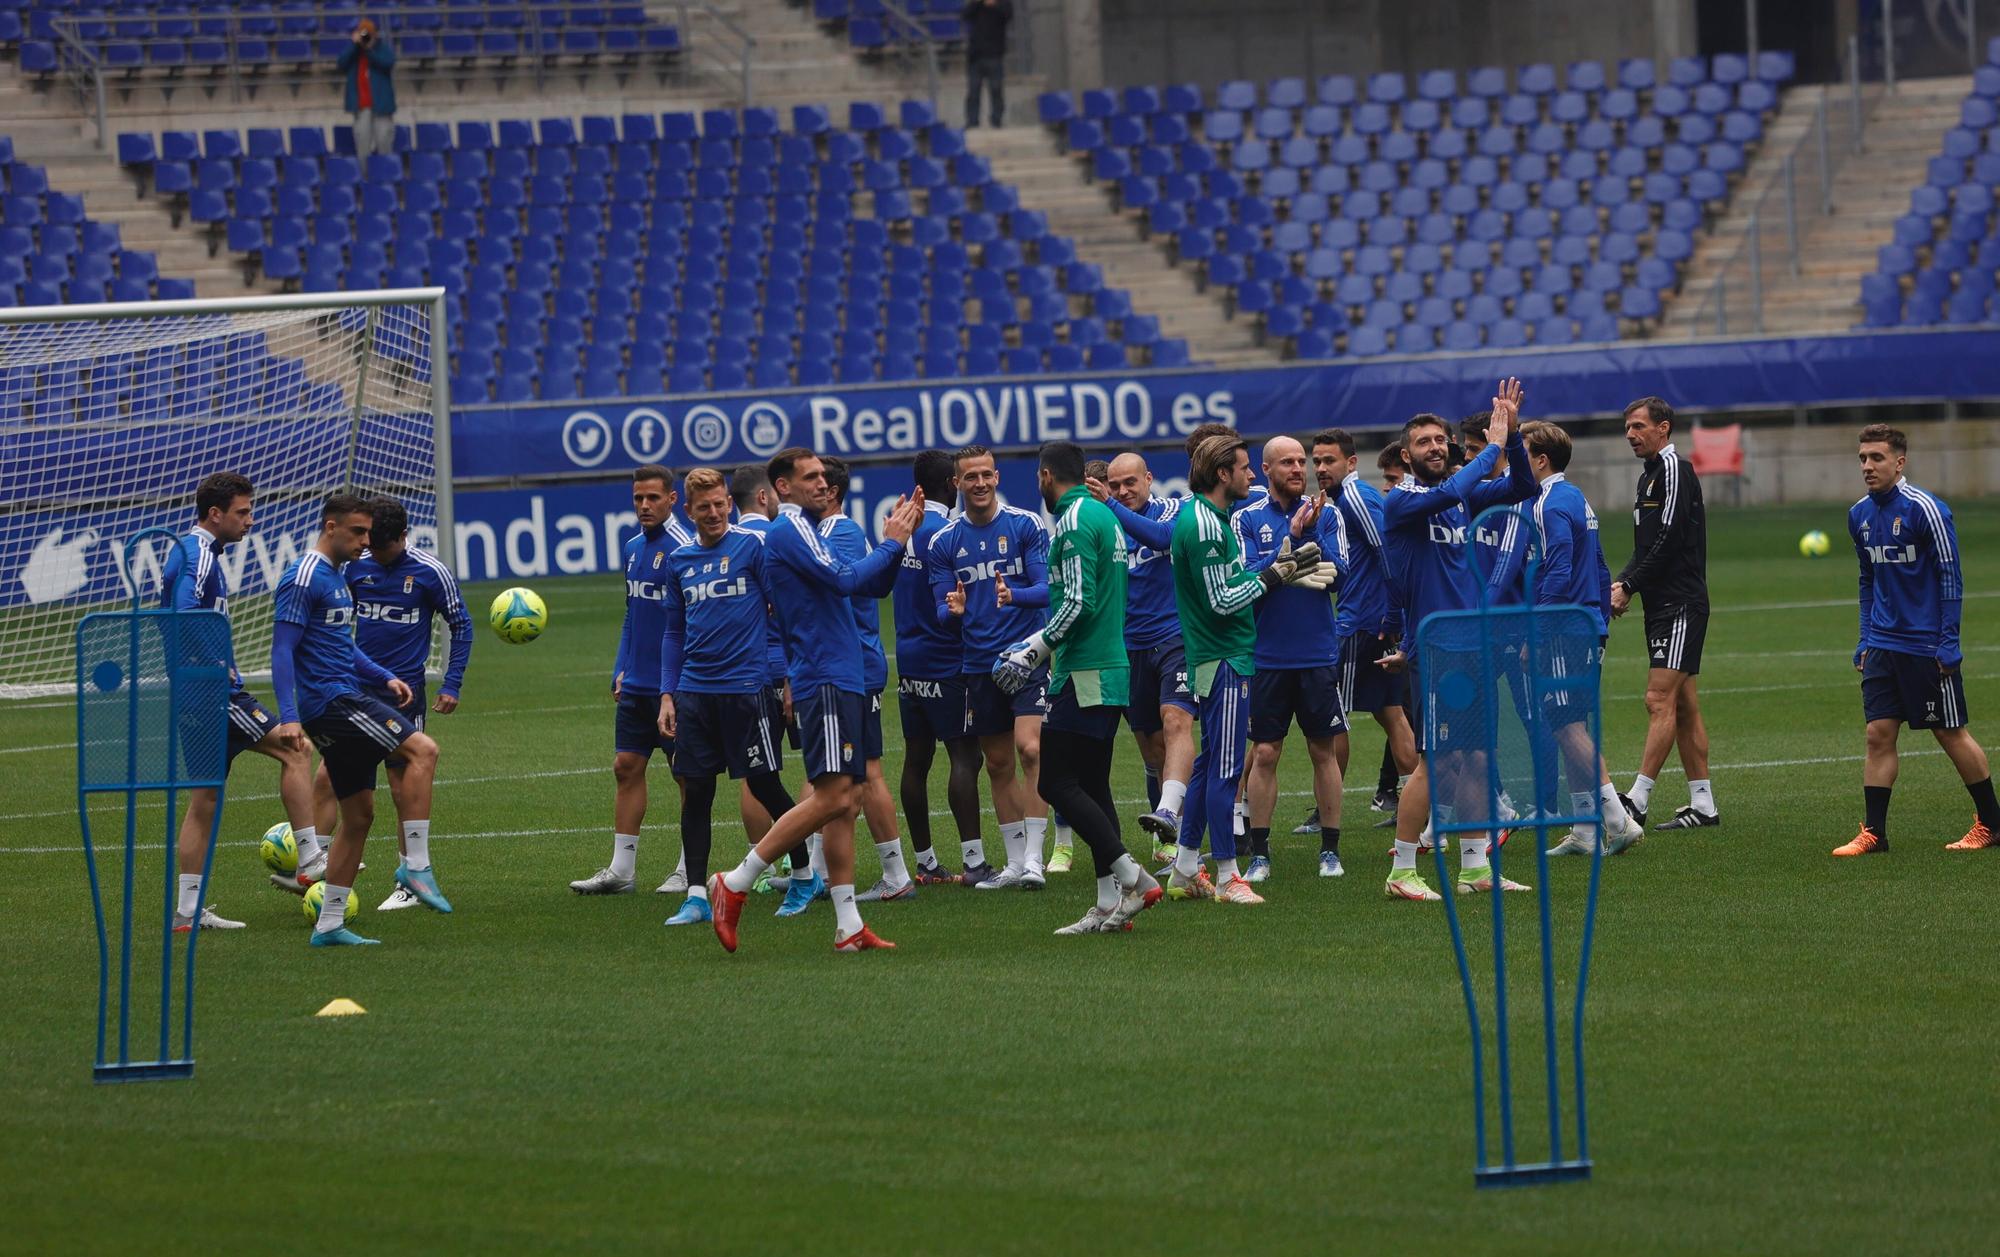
left=1544, top=418, right=2000, bottom=514
left=1091, top=0, right=1697, bottom=96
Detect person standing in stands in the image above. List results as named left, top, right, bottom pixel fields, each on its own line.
left=961, top=0, right=1013, bottom=129
left=339, top=19, right=397, bottom=160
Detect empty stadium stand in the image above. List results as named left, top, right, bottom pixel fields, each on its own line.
left=0, top=131, right=195, bottom=308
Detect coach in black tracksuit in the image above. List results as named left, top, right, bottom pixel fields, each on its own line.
left=1609, top=395, right=1720, bottom=832
left=962, top=0, right=1012, bottom=128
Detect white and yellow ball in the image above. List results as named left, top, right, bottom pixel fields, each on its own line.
left=1799, top=529, right=1831, bottom=558
left=489, top=586, right=548, bottom=644
left=259, top=822, right=298, bottom=874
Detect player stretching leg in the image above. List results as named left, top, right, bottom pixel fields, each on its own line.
left=996, top=442, right=1163, bottom=934
left=930, top=445, right=1052, bottom=889
left=895, top=450, right=986, bottom=884
left=1504, top=423, right=1647, bottom=856
left=1610, top=397, right=1719, bottom=832
left=311, top=496, right=470, bottom=911
left=1836, top=425, right=2000, bottom=856
left=707, top=450, right=922, bottom=953
left=1238, top=436, right=1346, bottom=884
left=817, top=457, right=918, bottom=903
left=161, top=473, right=318, bottom=930
left=273, top=495, right=441, bottom=947
left=1093, top=454, right=1200, bottom=863
left=1314, top=429, right=1417, bottom=874
left=1170, top=434, right=1338, bottom=904
left=1381, top=386, right=1539, bottom=900
left=654, top=469, right=798, bottom=924
left=571, top=465, right=693, bottom=895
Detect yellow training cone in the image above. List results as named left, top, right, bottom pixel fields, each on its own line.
left=316, top=998, right=366, bottom=1017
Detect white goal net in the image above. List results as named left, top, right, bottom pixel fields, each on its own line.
left=0, top=290, right=451, bottom=698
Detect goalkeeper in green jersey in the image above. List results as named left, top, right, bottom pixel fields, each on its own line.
left=993, top=441, right=1165, bottom=934
left=1168, top=432, right=1338, bottom=904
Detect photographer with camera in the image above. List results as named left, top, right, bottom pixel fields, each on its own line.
left=337, top=19, right=398, bottom=160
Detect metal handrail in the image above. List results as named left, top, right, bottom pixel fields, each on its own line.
left=877, top=0, right=942, bottom=110
left=48, top=19, right=109, bottom=149
left=671, top=1, right=757, bottom=108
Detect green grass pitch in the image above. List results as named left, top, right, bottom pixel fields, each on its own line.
left=3, top=500, right=1997, bottom=1254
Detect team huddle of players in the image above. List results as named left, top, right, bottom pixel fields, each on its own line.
left=163, top=389, right=1995, bottom=949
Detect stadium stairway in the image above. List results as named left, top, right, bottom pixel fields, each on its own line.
left=0, top=75, right=268, bottom=299
left=1663, top=76, right=1972, bottom=337
left=961, top=124, right=1280, bottom=366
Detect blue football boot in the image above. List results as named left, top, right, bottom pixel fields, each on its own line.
left=395, top=863, right=454, bottom=914
left=775, top=871, right=825, bottom=917
left=308, top=926, right=380, bottom=947
left=664, top=895, right=713, bottom=926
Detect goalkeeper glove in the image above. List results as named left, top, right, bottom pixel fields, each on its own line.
left=992, top=631, right=1052, bottom=695
left=1257, top=537, right=1329, bottom=592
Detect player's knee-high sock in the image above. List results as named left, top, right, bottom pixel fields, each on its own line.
left=611, top=833, right=640, bottom=880
left=746, top=772, right=795, bottom=831
left=899, top=741, right=937, bottom=863
left=295, top=825, right=324, bottom=865
left=680, top=775, right=717, bottom=892
left=1176, top=737, right=1209, bottom=878
left=1968, top=778, right=2000, bottom=832
left=402, top=820, right=431, bottom=872
left=1865, top=784, right=1891, bottom=839
left=1145, top=769, right=1161, bottom=810
left=1039, top=729, right=1124, bottom=878
left=1377, top=738, right=1398, bottom=795
left=1628, top=773, right=1655, bottom=813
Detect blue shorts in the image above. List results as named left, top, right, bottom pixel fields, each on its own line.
left=1863, top=648, right=1969, bottom=730
left=1125, top=640, right=1195, bottom=732
left=965, top=668, right=1046, bottom=738
left=305, top=693, right=419, bottom=800
left=1336, top=632, right=1403, bottom=717
left=221, top=688, right=277, bottom=766
left=898, top=674, right=972, bottom=743
left=1540, top=642, right=1603, bottom=731
left=768, top=681, right=800, bottom=751
left=1249, top=664, right=1347, bottom=742
left=1047, top=678, right=1123, bottom=739
left=1409, top=663, right=1484, bottom=756
left=614, top=690, right=675, bottom=760
left=367, top=680, right=426, bottom=769
left=794, top=682, right=866, bottom=782
left=674, top=689, right=784, bottom=778
left=861, top=690, right=886, bottom=761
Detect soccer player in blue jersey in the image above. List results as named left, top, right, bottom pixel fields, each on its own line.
left=314, top=496, right=471, bottom=911
left=658, top=465, right=792, bottom=897
left=1096, top=452, right=1197, bottom=862
left=707, top=448, right=923, bottom=953
left=1311, top=429, right=1416, bottom=874
left=895, top=449, right=987, bottom=882
left=1836, top=424, right=2000, bottom=856
left=273, top=494, right=442, bottom=946
left=159, top=472, right=318, bottom=931
left=1237, top=435, right=1345, bottom=884
left=654, top=468, right=799, bottom=926
left=818, top=456, right=918, bottom=903
left=571, top=465, right=694, bottom=895
left=1510, top=422, right=1648, bottom=858
left=1381, top=381, right=1538, bottom=902
left=929, top=444, right=1052, bottom=889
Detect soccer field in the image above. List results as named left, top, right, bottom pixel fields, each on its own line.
left=2, top=499, right=1996, bottom=1255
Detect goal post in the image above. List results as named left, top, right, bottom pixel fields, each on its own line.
left=0, top=288, right=453, bottom=698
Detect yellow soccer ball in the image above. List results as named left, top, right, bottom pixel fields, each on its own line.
left=1799, top=529, right=1831, bottom=558
left=302, top=880, right=360, bottom=925
left=489, top=586, right=548, bottom=643
left=259, top=822, right=297, bottom=874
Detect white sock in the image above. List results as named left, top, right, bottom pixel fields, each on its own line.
left=1629, top=774, right=1655, bottom=811
left=961, top=836, right=986, bottom=867
left=1460, top=836, right=1490, bottom=871
left=402, top=820, right=431, bottom=872
left=723, top=851, right=770, bottom=894
left=1418, top=820, right=1434, bottom=847
left=1393, top=838, right=1418, bottom=871
left=176, top=872, right=202, bottom=918
left=1216, top=857, right=1240, bottom=883
left=808, top=833, right=828, bottom=880
left=1233, top=798, right=1248, bottom=836
left=1174, top=842, right=1202, bottom=878
left=876, top=839, right=910, bottom=888
left=1159, top=779, right=1187, bottom=816
left=831, top=883, right=863, bottom=937
left=295, top=826, right=323, bottom=864
left=1598, top=783, right=1631, bottom=829
left=1024, top=817, right=1047, bottom=869
left=688, top=883, right=709, bottom=901
left=1095, top=874, right=1119, bottom=911
left=1689, top=779, right=1715, bottom=814
left=1000, top=821, right=1026, bottom=873
left=610, top=833, right=639, bottom=880
left=1569, top=790, right=1598, bottom=839
left=314, top=884, right=351, bottom=933
left=1111, top=854, right=1143, bottom=887
left=915, top=846, right=941, bottom=871
left=672, top=849, right=688, bottom=879
left=1053, top=815, right=1073, bottom=849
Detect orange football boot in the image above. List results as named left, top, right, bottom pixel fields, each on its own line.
left=1831, top=827, right=1887, bottom=857
left=1945, top=820, right=1996, bottom=851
